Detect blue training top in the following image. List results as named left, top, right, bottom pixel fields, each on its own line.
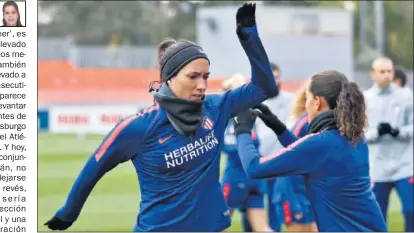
left=237, top=127, right=388, bottom=232
left=222, top=119, right=262, bottom=187
left=52, top=25, right=278, bottom=232
left=273, top=113, right=309, bottom=201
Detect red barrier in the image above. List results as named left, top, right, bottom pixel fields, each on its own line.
left=38, top=60, right=304, bottom=104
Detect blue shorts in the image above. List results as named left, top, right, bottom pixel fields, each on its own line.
left=275, top=197, right=314, bottom=224
left=222, top=182, right=265, bottom=212
left=266, top=179, right=281, bottom=232
left=273, top=177, right=314, bottom=225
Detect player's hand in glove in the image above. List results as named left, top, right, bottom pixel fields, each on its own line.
left=254, top=104, right=287, bottom=135
left=234, top=109, right=257, bottom=135
left=236, top=3, right=256, bottom=41
left=377, top=122, right=392, bottom=136
left=44, top=216, right=73, bottom=231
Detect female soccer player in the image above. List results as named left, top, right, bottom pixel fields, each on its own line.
left=44, top=3, right=279, bottom=232
left=221, top=74, right=272, bottom=232
left=232, top=70, right=388, bottom=231
left=272, top=81, right=317, bottom=232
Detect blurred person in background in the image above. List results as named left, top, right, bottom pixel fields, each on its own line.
left=255, top=62, right=293, bottom=232
left=221, top=74, right=272, bottom=232
left=393, top=67, right=413, bottom=99
left=272, top=81, right=317, bottom=232
left=233, top=70, right=388, bottom=232
left=364, top=57, right=413, bottom=232
left=44, top=3, right=279, bottom=232
left=2, top=1, right=23, bottom=27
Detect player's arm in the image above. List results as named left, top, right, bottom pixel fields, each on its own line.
left=44, top=114, right=147, bottom=230
left=278, top=118, right=310, bottom=146
left=223, top=4, right=278, bottom=117
left=232, top=109, right=327, bottom=179
left=237, top=132, right=327, bottom=179
left=276, top=129, right=299, bottom=147
left=254, top=103, right=300, bottom=147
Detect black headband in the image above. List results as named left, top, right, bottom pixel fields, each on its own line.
left=160, top=42, right=210, bottom=82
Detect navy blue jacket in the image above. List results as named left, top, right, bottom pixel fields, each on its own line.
left=237, top=128, right=388, bottom=232
left=53, top=25, right=278, bottom=232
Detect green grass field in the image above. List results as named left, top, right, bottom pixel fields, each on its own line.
left=38, top=132, right=404, bottom=232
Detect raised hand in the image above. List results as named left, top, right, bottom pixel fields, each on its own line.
left=235, top=3, right=256, bottom=40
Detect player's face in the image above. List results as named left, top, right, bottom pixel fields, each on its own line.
left=370, top=60, right=393, bottom=89
left=3, top=5, right=18, bottom=26
left=169, top=58, right=209, bottom=101
left=305, top=87, right=320, bottom=122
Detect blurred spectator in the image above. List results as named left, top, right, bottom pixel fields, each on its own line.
left=364, top=57, right=413, bottom=232
left=393, top=67, right=413, bottom=99
left=393, top=67, right=407, bottom=88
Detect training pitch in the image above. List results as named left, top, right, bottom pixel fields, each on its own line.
left=38, top=132, right=404, bottom=231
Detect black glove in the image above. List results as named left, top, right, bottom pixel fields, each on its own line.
left=236, top=3, right=256, bottom=41
left=44, top=216, right=73, bottom=231
left=233, top=109, right=257, bottom=135
left=254, top=104, right=286, bottom=135
left=390, top=127, right=400, bottom=137
left=377, top=122, right=392, bottom=136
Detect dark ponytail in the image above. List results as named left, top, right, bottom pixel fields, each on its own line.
left=335, top=82, right=368, bottom=145
left=309, top=70, right=367, bottom=145
left=149, top=38, right=177, bottom=93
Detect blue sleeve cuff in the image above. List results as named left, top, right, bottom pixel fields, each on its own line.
left=277, top=129, right=299, bottom=148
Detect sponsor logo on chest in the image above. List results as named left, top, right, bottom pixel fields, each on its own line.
left=164, top=130, right=219, bottom=168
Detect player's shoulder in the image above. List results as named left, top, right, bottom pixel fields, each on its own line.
left=120, top=103, right=162, bottom=134
left=285, top=131, right=324, bottom=151
left=298, top=130, right=342, bottom=152
left=205, top=92, right=226, bottom=108
left=319, top=129, right=356, bottom=149
left=297, top=113, right=309, bottom=123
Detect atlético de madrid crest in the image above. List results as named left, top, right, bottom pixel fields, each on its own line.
left=203, top=116, right=214, bottom=130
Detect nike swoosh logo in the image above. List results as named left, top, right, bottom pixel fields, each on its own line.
left=159, top=134, right=173, bottom=144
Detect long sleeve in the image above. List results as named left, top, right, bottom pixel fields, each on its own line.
left=363, top=90, right=381, bottom=144
left=274, top=118, right=309, bottom=149
left=55, top=114, right=146, bottom=222
left=365, top=127, right=380, bottom=144
left=223, top=25, right=278, bottom=118
left=277, top=129, right=299, bottom=147
left=236, top=133, right=328, bottom=179
left=396, top=101, right=413, bottom=141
